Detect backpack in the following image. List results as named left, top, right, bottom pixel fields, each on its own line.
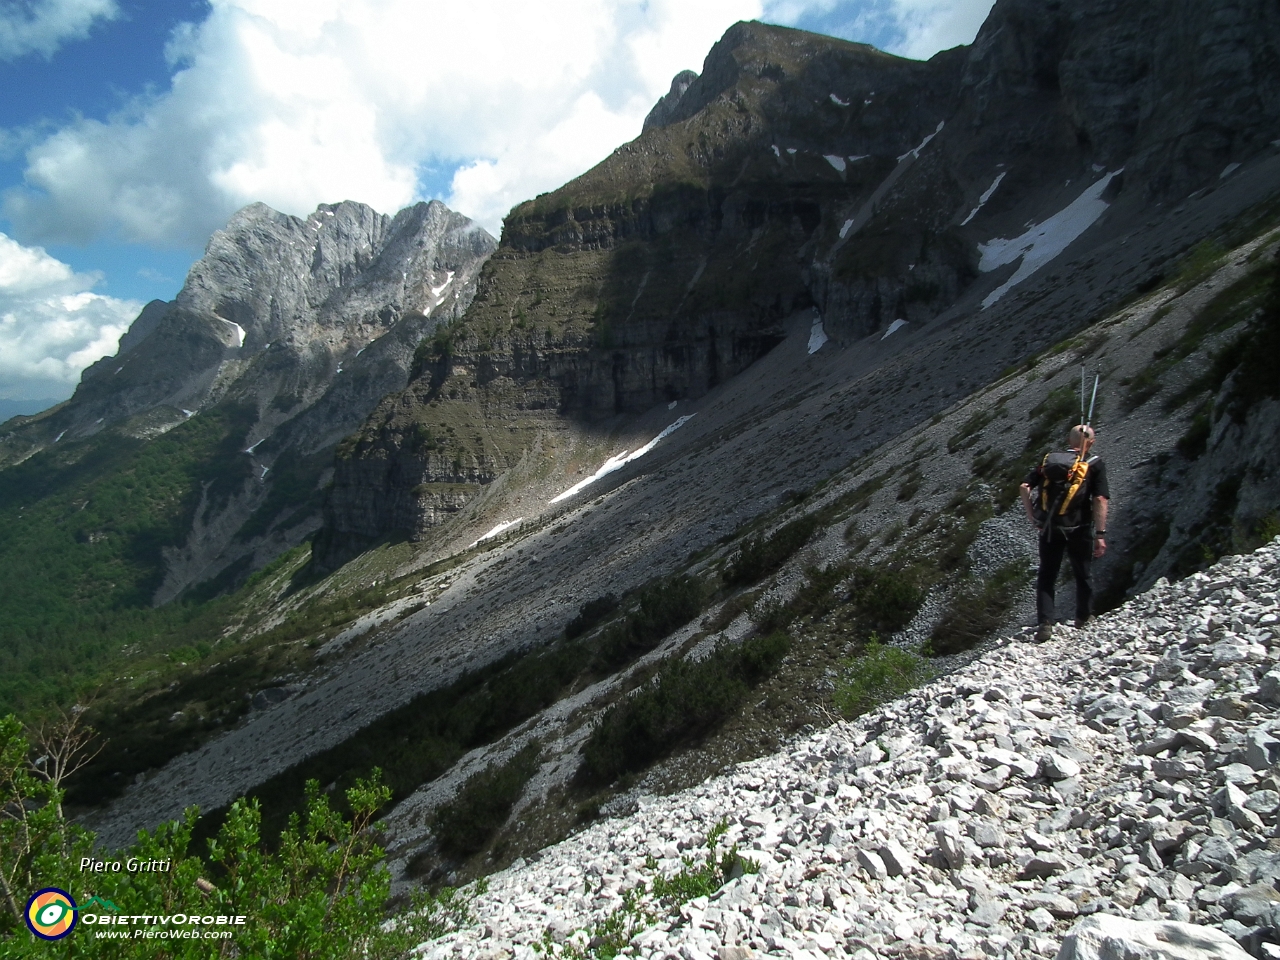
left=1032, top=450, right=1096, bottom=531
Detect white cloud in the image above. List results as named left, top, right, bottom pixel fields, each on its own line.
left=0, top=233, right=140, bottom=400
left=5, top=0, right=765, bottom=243
left=0, top=0, right=117, bottom=61
left=885, top=0, right=993, bottom=59
left=4, top=0, right=993, bottom=245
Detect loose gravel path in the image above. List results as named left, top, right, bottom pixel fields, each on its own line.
left=414, top=540, right=1280, bottom=960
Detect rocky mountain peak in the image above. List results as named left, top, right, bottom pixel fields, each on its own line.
left=642, top=68, right=699, bottom=133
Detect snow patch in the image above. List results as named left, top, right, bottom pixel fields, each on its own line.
left=550, top=416, right=694, bottom=505
left=847, top=155, right=867, bottom=163
left=216, top=316, right=246, bottom=347
left=824, top=155, right=846, bottom=172
left=431, top=271, right=455, bottom=298
left=839, top=219, right=855, bottom=239
left=881, top=318, right=908, bottom=340
left=260, top=466, right=269, bottom=480
left=1220, top=162, right=1241, bottom=179
left=114, top=366, right=122, bottom=375
left=181, top=409, right=194, bottom=418
left=667, top=401, right=677, bottom=410
left=960, top=171, right=1006, bottom=226
left=808, top=316, right=829, bottom=354
left=244, top=438, right=264, bottom=455
left=897, top=121, right=944, bottom=162
left=830, top=93, right=849, bottom=107
left=978, top=169, right=1122, bottom=309
left=786, top=147, right=797, bottom=155
left=53, top=430, right=66, bottom=443
left=469, top=517, right=523, bottom=548
left=771, top=144, right=781, bottom=159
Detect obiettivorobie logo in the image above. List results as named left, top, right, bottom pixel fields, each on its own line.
left=25, top=885, right=246, bottom=942
left=25, top=888, right=78, bottom=941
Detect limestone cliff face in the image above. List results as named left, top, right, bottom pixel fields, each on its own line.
left=2, top=199, right=495, bottom=599
left=320, top=0, right=1280, bottom=564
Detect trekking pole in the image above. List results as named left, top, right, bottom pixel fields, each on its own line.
left=1080, top=367, right=1086, bottom=424
left=1086, top=374, right=1100, bottom=426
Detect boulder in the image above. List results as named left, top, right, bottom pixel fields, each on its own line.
left=1056, top=915, right=1252, bottom=960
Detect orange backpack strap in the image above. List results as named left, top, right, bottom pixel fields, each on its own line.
left=1058, top=454, right=1092, bottom=516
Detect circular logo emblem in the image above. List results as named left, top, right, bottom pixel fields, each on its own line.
left=25, top=888, right=78, bottom=940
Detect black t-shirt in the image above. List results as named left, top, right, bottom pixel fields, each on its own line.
left=1024, top=450, right=1109, bottom=522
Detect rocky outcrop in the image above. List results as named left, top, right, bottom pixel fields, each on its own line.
left=1, top=198, right=495, bottom=599
left=641, top=69, right=698, bottom=133
left=321, top=1, right=1280, bottom=562
left=406, top=540, right=1280, bottom=959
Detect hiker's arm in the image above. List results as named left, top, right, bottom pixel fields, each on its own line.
left=1020, top=483, right=1037, bottom=526
left=1093, top=496, right=1108, bottom=558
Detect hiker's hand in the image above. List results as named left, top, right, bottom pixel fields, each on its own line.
left=1093, top=537, right=1106, bottom=559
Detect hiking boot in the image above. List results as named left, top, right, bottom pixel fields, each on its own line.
left=1074, top=618, right=1089, bottom=629
left=1034, top=623, right=1053, bottom=643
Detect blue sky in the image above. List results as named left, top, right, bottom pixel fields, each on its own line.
left=0, top=0, right=993, bottom=403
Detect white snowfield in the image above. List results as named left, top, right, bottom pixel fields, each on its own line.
left=470, top=517, right=524, bottom=548
left=432, top=271, right=455, bottom=298
left=215, top=315, right=246, bottom=347
left=413, top=540, right=1280, bottom=960
left=962, top=173, right=1007, bottom=227
left=549, top=416, right=695, bottom=505
left=809, top=317, right=830, bottom=354
left=979, top=171, right=1121, bottom=308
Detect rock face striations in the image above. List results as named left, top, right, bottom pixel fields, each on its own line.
left=410, top=540, right=1280, bottom=960
left=320, top=0, right=1280, bottom=564
left=1, top=199, right=495, bottom=599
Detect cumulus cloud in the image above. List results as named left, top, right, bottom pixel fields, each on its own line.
left=888, top=0, right=993, bottom=60
left=0, top=0, right=117, bottom=61
left=4, top=0, right=994, bottom=244
left=0, top=233, right=141, bottom=400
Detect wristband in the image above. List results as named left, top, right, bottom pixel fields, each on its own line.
left=1095, top=531, right=1106, bottom=536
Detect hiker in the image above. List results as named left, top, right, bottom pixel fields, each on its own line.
left=1020, top=424, right=1109, bottom=642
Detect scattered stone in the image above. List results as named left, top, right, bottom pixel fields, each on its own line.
left=1057, top=915, right=1253, bottom=960
left=407, top=544, right=1280, bottom=960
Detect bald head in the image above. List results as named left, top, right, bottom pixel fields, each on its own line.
left=1068, top=424, right=1095, bottom=449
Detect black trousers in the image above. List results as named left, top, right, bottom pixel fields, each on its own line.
left=1036, top=526, right=1093, bottom=625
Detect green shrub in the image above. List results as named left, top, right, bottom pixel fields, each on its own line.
left=1176, top=401, right=1212, bottom=460
left=1225, top=253, right=1280, bottom=418
left=755, top=564, right=849, bottom=633
left=581, top=631, right=790, bottom=784
left=846, top=566, right=925, bottom=635
left=431, top=744, right=541, bottom=859
left=926, top=562, right=1029, bottom=656
left=595, top=576, right=704, bottom=669
left=1173, top=239, right=1226, bottom=292
left=565, top=593, right=620, bottom=639
left=723, top=515, right=818, bottom=586
left=833, top=638, right=931, bottom=717
left=947, top=409, right=997, bottom=453
left=0, top=712, right=475, bottom=956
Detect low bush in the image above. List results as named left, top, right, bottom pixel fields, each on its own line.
left=565, top=593, right=620, bottom=639
left=723, top=515, right=818, bottom=586
left=581, top=631, right=791, bottom=784
left=926, top=562, right=1029, bottom=656
left=595, top=576, right=704, bottom=670
left=431, top=743, right=541, bottom=859
left=0, top=712, right=476, bottom=956
left=833, top=638, right=931, bottom=717
left=846, top=566, right=924, bottom=635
